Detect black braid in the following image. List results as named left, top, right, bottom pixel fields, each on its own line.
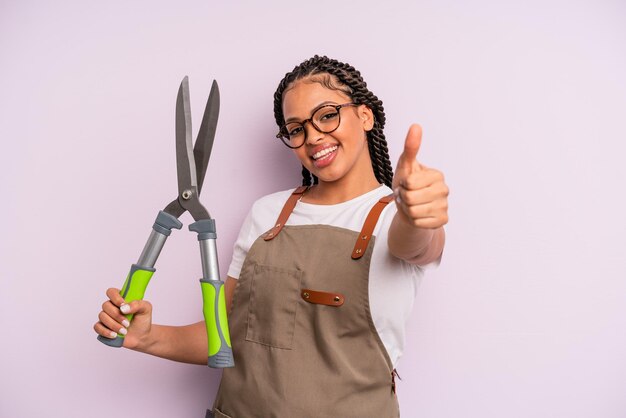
left=301, top=165, right=315, bottom=187
left=273, top=55, right=394, bottom=188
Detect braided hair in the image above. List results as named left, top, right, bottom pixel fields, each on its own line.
left=273, top=55, right=394, bottom=188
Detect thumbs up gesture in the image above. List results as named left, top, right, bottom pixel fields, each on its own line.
left=392, top=124, right=449, bottom=229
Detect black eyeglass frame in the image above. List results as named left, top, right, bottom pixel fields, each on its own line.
left=276, top=103, right=358, bottom=149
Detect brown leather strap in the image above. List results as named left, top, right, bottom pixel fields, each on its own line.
left=263, top=186, right=308, bottom=241
left=351, top=194, right=395, bottom=259
left=301, top=288, right=345, bottom=307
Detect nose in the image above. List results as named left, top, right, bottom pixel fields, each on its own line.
left=303, top=120, right=324, bottom=144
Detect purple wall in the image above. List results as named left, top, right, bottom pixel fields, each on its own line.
left=1, top=1, right=625, bottom=417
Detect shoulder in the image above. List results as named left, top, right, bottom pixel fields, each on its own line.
left=249, top=187, right=298, bottom=218
left=229, top=187, right=300, bottom=267
left=252, top=187, right=296, bottom=212
left=372, top=185, right=398, bottom=230
left=339, top=184, right=396, bottom=217
left=288, top=184, right=396, bottom=232
left=366, top=184, right=394, bottom=204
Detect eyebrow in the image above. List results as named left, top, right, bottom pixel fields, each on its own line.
left=284, top=101, right=338, bottom=123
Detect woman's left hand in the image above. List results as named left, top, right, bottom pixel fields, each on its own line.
left=392, top=124, right=449, bottom=229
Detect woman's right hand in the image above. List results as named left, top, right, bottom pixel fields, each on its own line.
left=93, top=288, right=153, bottom=350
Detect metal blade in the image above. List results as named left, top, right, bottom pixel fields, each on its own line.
left=163, top=198, right=185, bottom=219
left=175, top=76, right=198, bottom=196
left=194, top=80, right=220, bottom=194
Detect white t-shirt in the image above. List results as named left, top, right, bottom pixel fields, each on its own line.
left=227, top=184, right=438, bottom=367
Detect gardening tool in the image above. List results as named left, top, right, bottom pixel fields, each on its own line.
left=97, top=76, right=234, bottom=369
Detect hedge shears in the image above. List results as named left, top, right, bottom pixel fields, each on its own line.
left=97, top=76, right=234, bottom=368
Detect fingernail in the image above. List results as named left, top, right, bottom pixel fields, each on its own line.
left=109, top=331, right=118, bottom=338
left=120, top=304, right=130, bottom=314
left=119, top=327, right=128, bottom=335
left=122, top=319, right=130, bottom=328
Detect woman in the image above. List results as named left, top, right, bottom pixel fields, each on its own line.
left=95, top=55, right=449, bottom=417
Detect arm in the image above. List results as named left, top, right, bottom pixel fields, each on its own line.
left=136, top=321, right=208, bottom=365
left=388, top=218, right=445, bottom=265
left=389, top=124, right=448, bottom=265
left=94, top=276, right=239, bottom=365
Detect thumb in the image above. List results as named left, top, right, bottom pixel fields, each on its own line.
left=398, top=124, right=422, bottom=170
left=122, top=299, right=153, bottom=316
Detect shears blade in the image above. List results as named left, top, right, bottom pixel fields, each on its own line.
left=194, top=80, right=219, bottom=194
left=175, top=76, right=198, bottom=195
left=165, top=76, right=215, bottom=221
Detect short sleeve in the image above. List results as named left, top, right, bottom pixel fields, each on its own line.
left=225, top=189, right=294, bottom=279
left=227, top=206, right=256, bottom=279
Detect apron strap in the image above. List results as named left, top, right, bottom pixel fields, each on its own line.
left=263, top=186, right=308, bottom=241
left=351, top=194, right=395, bottom=259
left=263, top=188, right=394, bottom=256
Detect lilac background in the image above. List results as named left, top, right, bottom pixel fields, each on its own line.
left=1, top=1, right=625, bottom=417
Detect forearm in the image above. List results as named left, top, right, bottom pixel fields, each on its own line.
left=133, top=321, right=208, bottom=365
left=125, top=278, right=237, bottom=365
left=388, top=212, right=445, bottom=265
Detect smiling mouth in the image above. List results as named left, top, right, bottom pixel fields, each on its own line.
left=311, top=145, right=338, bottom=160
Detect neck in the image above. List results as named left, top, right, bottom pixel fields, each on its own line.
left=303, top=172, right=380, bottom=205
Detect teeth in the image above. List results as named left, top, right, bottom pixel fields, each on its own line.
left=312, top=146, right=337, bottom=160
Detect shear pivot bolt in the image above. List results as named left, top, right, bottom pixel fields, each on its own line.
left=182, top=190, right=192, bottom=200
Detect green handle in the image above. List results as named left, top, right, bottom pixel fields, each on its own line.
left=201, top=279, right=234, bottom=368
left=97, top=264, right=155, bottom=347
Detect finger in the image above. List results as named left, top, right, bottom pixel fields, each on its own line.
left=396, top=200, right=446, bottom=227
left=106, top=288, right=125, bottom=307
left=412, top=217, right=447, bottom=229
left=98, top=311, right=128, bottom=336
left=94, top=321, right=121, bottom=339
left=399, top=124, right=423, bottom=169
left=403, top=199, right=448, bottom=219
left=124, top=299, right=153, bottom=317
left=399, top=182, right=448, bottom=204
left=398, top=187, right=438, bottom=207
left=400, top=170, right=443, bottom=191
left=102, top=300, right=131, bottom=327
left=400, top=171, right=438, bottom=190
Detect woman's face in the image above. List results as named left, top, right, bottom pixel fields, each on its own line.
left=281, top=77, right=375, bottom=186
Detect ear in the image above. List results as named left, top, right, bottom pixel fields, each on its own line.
left=358, top=105, right=375, bottom=131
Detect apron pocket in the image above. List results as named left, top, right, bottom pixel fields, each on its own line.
left=245, top=263, right=302, bottom=349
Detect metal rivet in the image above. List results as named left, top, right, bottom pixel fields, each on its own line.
left=334, top=296, right=340, bottom=302
left=355, top=249, right=362, bottom=254
left=303, top=292, right=309, bottom=298
left=182, top=190, right=192, bottom=200
left=276, top=223, right=281, bottom=227
left=361, top=235, right=368, bottom=240
left=268, top=232, right=273, bottom=237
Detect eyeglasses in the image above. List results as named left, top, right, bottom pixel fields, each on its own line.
left=276, top=103, right=358, bottom=149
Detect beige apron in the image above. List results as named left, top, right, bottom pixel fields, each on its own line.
left=212, top=187, right=399, bottom=418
